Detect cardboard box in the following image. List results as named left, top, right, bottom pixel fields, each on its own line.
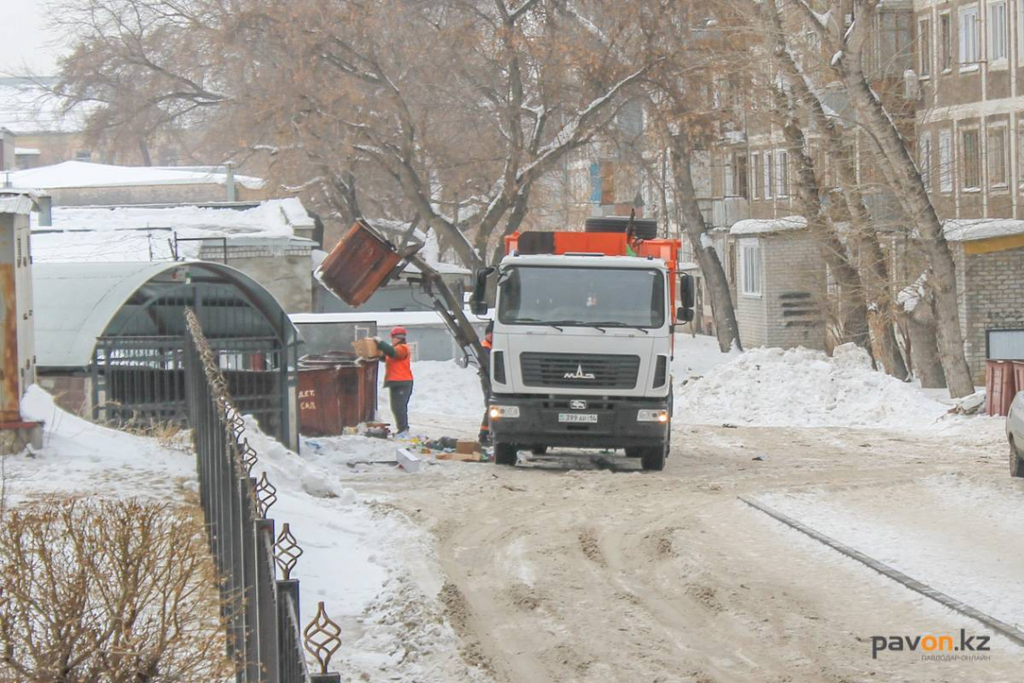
left=351, top=337, right=380, bottom=359
left=436, top=451, right=482, bottom=462
left=456, top=440, right=482, bottom=455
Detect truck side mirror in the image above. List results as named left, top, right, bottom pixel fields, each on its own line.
left=678, top=273, right=695, bottom=323
left=470, top=267, right=495, bottom=316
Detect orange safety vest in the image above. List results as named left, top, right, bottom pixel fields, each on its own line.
left=384, top=343, right=413, bottom=382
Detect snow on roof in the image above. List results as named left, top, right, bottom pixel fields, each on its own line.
left=15, top=147, right=41, bottom=156
left=729, top=216, right=807, bottom=236
left=0, top=79, right=89, bottom=134
left=942, top=218, right=1024, bottom=242
left=7, top=160, right=265, bottom=191
left=30, top=199, right=315, bottom=263
left=0, top=194, right=35, bottom=215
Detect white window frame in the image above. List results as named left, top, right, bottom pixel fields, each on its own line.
left=1017, top=124, right=1024, bottom=191
left=764, top=152, right=774, bottom=200
left=918, top=133, right=933, bottom=190
left=961, top=126, right=982, bottom=191
left=939, top=129, right=953, bottom=192
left=918, top=17, right=932, bottom=77
left=940, top=12, right=953, bottom=72
left=776, top=150, right=789, bottom=198
left=959, top=4, right=981, bottom=71
left=739, top=239, right=762, bottom=297
left=987, top=123, right=1009, bottom=189
left=988, top=0, right=1008, bottom=67
left=1020, top=0, right=1024, bottom=66
left=724, top=154, right=735, bottom=197
left=751, top=152, right=761, bottom=199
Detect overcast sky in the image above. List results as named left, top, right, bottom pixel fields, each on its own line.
left=0, top=2, right=64, bottom=76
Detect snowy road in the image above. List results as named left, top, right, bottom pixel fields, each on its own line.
left=339, top=411, right=1024, bottom=682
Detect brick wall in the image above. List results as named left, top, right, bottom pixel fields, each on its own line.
left=960, top=245, right=1024, bottom=383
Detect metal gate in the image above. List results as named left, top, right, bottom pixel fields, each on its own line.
left=91, top=283, right=296, bottom=446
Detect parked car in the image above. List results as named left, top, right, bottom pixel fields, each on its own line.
left=1009, top=390, right=1024, bottom=477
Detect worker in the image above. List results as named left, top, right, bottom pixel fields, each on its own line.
left=478, top=321, right=494, bottom=445
left=376, top=326, right=413, bottom=438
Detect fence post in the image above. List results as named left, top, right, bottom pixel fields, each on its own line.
left=255, top=518, right=280, bottom=683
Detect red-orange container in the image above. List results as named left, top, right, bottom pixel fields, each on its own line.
left=298, top=353, right=378, bottom=436
left=316, top=220, right=402, bottom=307
left=985, top=360, right=1016, bottom=417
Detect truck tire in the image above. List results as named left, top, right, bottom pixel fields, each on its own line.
left=640, top=445, right=667, bottom=472
left=625, top=447, right=642, bottom=458
left=1011, top=439, right=1024, bottom=478
left=584, top=216, right=658, bottom=240
left=494, top=442, right=518, bottom=466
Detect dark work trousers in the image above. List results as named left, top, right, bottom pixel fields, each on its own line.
left=388, top=381, right=413, bottom=434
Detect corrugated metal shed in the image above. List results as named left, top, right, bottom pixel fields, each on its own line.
left=34, top=261, right=298, bottom=369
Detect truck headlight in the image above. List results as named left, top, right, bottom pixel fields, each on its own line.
left=637, top=409, right=669, bottom=423
left=489, top=405, right=520, bottom=419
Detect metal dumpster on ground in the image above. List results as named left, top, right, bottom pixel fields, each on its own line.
left=298, top=352, right=378, bottom=436
left=985, top=360, right=1016, bottom=417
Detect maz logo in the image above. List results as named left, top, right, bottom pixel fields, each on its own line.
left=564, top=365, right=596, bottom=380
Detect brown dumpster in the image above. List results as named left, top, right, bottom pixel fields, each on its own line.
left=985, top=360, right=1016, bottom=417
left=315, top=220, right=403, bottom=307
left=298, top=352, right=378, bottom=436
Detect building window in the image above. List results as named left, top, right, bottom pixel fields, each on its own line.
left=589, top=163, right=601, bottom=204
left=939, top=13, right=952, bottom=71
left=740, top=239, right=762, bottom=296
left=939, top=129, right=953, bottom=192
left=918, top=18, right=932, bottom=76
left=764, top=152, right=774, bottom=199
left=959, top=5, right=980, bottom=68
left=961, top=128, right=981, bottom=189
left=987, top=329, right=1024, bottom=359
left=736, top=154, right=749, bottom=199
left=988, top=125, right=1008, bottom=187
left=989, top=1, right=1008, bottom=63
left=75, top=150, right=92, bottom=161
left=752, top=153, right=762, bottom=199
left=776, top=150, right=789, bottom=198
left=1017, top=126, right=1024, bottom=190
left=918, top=134, right=933, bottom=190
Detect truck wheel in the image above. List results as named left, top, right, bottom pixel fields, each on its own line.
left=625, top=447, right=642, bottom=458
left=1011, top=439, right=1024, bottom=478
left=640, top=445, right=666, bottom=472
left=494, top=442, right=518, bottom=466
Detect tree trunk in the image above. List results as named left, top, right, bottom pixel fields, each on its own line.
left=765, top=0, right=908, bottom=379
left=772, top=89, right=870, bottom=350
left=668, top=136, right=743, bottom=352
left=904, top=297, right=947, bottom=388
left=839, top=6, right=973, bottom=396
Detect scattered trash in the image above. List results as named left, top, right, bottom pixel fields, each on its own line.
left=752, top=455, right=764, bottom=461
left=396, top=448, right=424, bottom=473
left=948, top=390, right=986, bottom=416
left=362, top=422, right=391, bottom=439
left=722, top=423, right=738, bottom=429
left=424, top=436, right=459, bottom=451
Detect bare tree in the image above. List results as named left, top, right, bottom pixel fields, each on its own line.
left=789, top=0, right=973, bottom=396
left=0, top=498, right=232, bottom=682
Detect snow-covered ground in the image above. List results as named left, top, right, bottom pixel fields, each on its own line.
left=8, top=335, right=1021, bottom=680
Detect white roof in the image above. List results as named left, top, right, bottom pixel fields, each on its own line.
left=34, top=261, right=298, bottom=369
left=291, top=310, right=492, bottom=328
left=7, top=161, right=265, bottom=191
left=942, top=218, right=1024, bottom=242
left=30, top=199, right=314, bottom=263
left=502, top=254, right=669, bottom=269
left=0, top=194, right=35, bottom=215
left=730, top=215, right=807, bottom=236
left=15, top=147, right=41, bottom=156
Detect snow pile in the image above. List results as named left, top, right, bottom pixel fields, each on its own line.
left=729, top=215, right=807, bottom=236
left=674, top=343, right=952, bottom=430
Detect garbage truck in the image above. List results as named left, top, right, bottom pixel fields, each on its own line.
left=470, top=217, right=694, bottom=471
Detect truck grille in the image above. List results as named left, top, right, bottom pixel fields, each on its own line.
left=520, top=353, right=640, bottom=389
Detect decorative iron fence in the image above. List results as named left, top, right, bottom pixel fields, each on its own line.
left=183, top=308, right=341, bottom=682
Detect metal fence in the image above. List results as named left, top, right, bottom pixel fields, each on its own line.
left=183, top=308, right=341, bottom=683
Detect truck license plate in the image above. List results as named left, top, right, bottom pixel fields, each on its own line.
left=558, top=413, right=598, bottom=424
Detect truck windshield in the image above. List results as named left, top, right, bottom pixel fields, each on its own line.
left=498, top=266, right=666, bottom=329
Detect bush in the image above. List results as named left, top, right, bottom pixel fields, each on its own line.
left=0, top=498, right=233, bottom=682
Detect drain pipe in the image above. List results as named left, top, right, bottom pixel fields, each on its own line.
left=225, top=162, right=237, bottom=202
